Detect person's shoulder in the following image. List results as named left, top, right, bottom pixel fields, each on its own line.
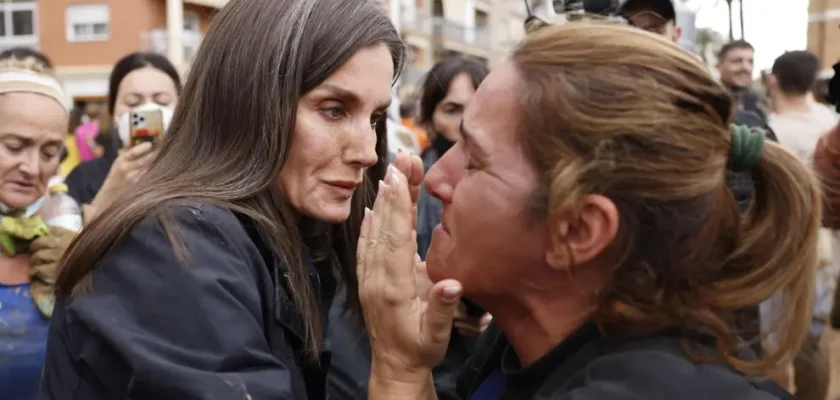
left=126, top=201, right=251, bottom=247
left=559, top=337, right=783, bottom=400
left=68, top=156, right=113, bottom=178
left=86, top=201, right=266, bottom=298
left=813, top=102, right=840, bottom=123
left=734, top=109, right=765, bottom=128
left=65, top=157, right=114, bottom=203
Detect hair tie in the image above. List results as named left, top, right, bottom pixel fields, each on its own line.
left=728, top=124, right=765, bottom=171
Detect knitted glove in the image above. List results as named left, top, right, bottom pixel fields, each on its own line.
left=29, top=226, right=76, bottom=318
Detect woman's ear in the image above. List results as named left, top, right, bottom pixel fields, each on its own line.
left=545, top=194, right=619, bottom=270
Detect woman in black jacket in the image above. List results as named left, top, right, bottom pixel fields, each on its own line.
left=40, top=0, right=405, bottom=398
left=359, top=23, right=816, bottom=400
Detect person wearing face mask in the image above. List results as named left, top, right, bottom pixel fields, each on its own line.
left=0, top=56, right=78, bottom=400
left=64, top=52, right=180, bottom=222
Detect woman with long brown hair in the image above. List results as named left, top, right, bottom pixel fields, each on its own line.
left=40, top=0, right=404, bottom=398
left=359, top=23, right=817, bottom=399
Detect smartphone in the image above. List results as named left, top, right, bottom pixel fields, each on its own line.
left=129, top=108, right=164, bottom=148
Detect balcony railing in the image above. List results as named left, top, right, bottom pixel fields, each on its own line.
left=432, top=17, right=491, bottom=49
left=401, top=12, right=433, bottom=35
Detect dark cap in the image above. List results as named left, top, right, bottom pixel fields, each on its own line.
left=618, top=0, right=676, bottom=21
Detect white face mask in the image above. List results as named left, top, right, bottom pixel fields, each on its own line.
left=116, top=103, right=175, bottom=147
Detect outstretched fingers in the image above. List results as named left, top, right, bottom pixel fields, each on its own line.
left=377, top=165, right=417, bottom=284
left=393, top=152, right=424, bottom=204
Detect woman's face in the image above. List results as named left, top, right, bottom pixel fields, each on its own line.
left=432, top=72, right=478, bottom=142
left=279, top=44, right=394, bottom=223
left=113, top=67, right=179, bottom=120
left=0, top=93, right=67, bottom=209
left=424, top=62, right=548, bottom=295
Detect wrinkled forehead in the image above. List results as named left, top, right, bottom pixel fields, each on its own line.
left=462, top=62, right=523, bottom=149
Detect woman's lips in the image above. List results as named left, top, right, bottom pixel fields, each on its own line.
left=324, top=180, right=360, bottom=198
left=439, top=217, right=450, bottom=234
left=6, top=181, right=37, bottom=193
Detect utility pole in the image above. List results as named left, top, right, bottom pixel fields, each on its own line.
left=166, top=0, right=185, bottom=73
left=388, top=0, right=402, bottom=120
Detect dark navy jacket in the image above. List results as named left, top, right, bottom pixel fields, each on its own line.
left=440, top=323, right=794, bottom=400
left=40, top=203, right=335, bottom=399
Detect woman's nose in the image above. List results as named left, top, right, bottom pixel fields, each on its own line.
left=345, top=124, right=379, bottom=168
left=18, top=151, right=40, bottom=177
left=424, top=152, right=457, bottom=204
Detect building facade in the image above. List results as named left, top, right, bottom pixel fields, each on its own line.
left=0, top=0, right=532, bottom=100
left=808, top=0, right=840, bottom=74
left=389, top=0, right=531, bottom=95
left=0, top=0, right=220, bottom=101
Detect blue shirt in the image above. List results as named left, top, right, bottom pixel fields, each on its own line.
left=470, top=369, right=506, bottom=400
left=0, top=283, right=50, bottom=400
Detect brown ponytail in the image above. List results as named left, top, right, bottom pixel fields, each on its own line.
left=705, top=141, right=821, bottom=373
left=512, top=22, right=821, bottom=376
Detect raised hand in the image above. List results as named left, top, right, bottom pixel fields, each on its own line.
left=391, top=151, right=424, bottom=205
left=357, top=165, right=463, bottom=388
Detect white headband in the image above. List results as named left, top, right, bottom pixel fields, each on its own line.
left=0, top=69, right=70, bottom=112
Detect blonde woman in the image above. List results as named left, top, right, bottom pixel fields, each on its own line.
left=0, top=56, right=78, bottom=399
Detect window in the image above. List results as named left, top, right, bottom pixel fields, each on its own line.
left=0, top=0, right=37, bottom=49
left=182, top=13, right=201, bottom=64
left=66, top=4, right=110, bottom=42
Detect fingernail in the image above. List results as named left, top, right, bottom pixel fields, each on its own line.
left=443, top=285, right=461, bottom=300
left=387, top=165, right=400, bottom=188
left=377, top=180, right=385, bottom=198
left=364, top=207, right=371, bottom=216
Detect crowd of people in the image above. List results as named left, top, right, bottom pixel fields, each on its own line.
left=1, top=0, right=839, bottom=399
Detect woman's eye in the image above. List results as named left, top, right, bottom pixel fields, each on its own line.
left=321, top=106, right=346, bottom=120
left=443, top=106, right=462, bottom=115
left=41, top=146, right=60, bottom=160
left=2, top=141, right=23, bottom=153
left=153, top=94, right=173, bottom=106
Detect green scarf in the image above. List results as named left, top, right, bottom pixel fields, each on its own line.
left=0, top=215, right=49, bottom=256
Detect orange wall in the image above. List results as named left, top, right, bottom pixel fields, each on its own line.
left=39, top=0, right=158, bottom=67
left=38, top=0, right=215, bottom=68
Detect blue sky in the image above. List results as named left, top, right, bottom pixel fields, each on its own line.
left=690, top=0, right=809, bottom=74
